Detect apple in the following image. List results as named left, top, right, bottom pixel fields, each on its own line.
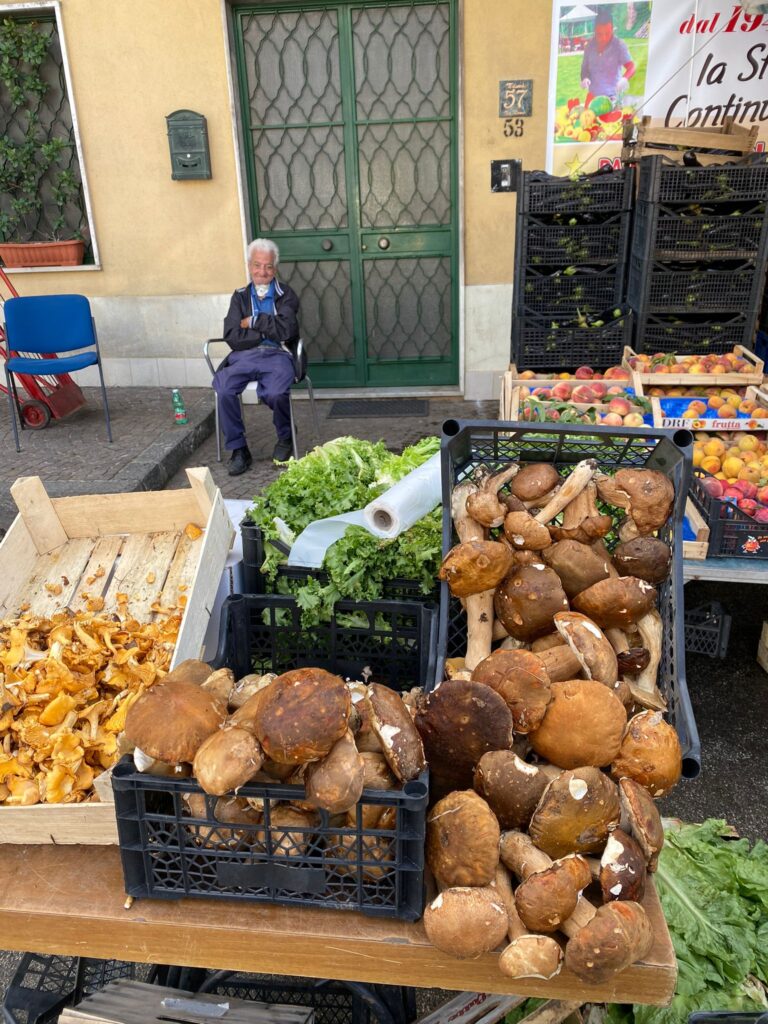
left=551, top=382, right=573, bottom=400
left=590, top=382, right=608, bottom=398
left=732, top=480, right=758, bottom=500
left=701, top=477, right=724, bottom=499
left=600, top=413, right=624, bottom=426
left=623, top=413, right=646, bottom=428
left=575, top=366, right=594, bottom=379
left=754, top=508, right=768, bottom=524
left=756, top=485, right=768, bottom=505
left=722, top=487, right=743, bottom=501
left=571, top=385, right=597, bottom=403
left=737, top=499, right=760, bottom=516
left=608, top=397, right=631, bottom=416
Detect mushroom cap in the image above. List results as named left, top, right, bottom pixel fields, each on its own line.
left=618, top=777, right=665, bottom=871
left=499, top=935, right=563, bottom=980
left=305, top=730, right=365, bottom=814
left=515, top=853, right=592, bottom=932
left=612, top=537, right=672, bottom=586
left=471, top=650, right=552, bottom=733
left=548, top=515, right=614, bottom=545
left=528, top=679, right=627, bottom=770
left=426, top=790, right=501, bottom=888
left=438, top=540, right=514, bottom=598
left=269, top=805, right=321, bottom=858
left=228, top=673, right=277, bottom=710
left=617, top=647, right=651, bottom=676
left=597, top=469, right=675, bottom=537
left=366, top=683, right=425, bottom=782
left=255, top=668, right=351, bottom=764
left=192, top=726, right=264, bottom=796
left=360, top=751, right=398, bottom=791
left=529, top=766, right=621, bottom=859
left=200, top=668, right=235, bottom=705
left=573, top=576, right=657, bottom=630
left=610, top=710, right=682, bottom=798
left=494, top=565, right=569, bottom=642
left=124, top=680, right=227, bottom=764
left=542, top=540, right=613, bottom=599
left=503, top=493, right=528, bottom=513
left=600, top=828, right=647, bottom=902
left=162, top=659, right=214, bottom=687
left=473, top=751, right=550, bottom=830
left=512, top=463, right=561, bottom=502
left=503, top=512, right=552, bottom=551
left=414, top=679, right=514, bottom=791
left=424, top=886, right=509, bottom=959
left=466, top=489, right=507, bottom=529
left=564, top=900, right=654, bottom=985
left=554, top=611, right=618, bottom=686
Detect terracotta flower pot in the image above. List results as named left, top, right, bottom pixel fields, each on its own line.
left=0, top=240, right=85, bottom=268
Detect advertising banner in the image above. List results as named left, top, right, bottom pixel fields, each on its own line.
left=547, top=1, right=768, bottom=176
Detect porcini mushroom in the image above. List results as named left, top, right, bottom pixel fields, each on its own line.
left=618, top=777, right=665, bottom=871
left=438, top=541, right=514, bottom=598
left=503, top=512, right=552, bottom=551
left=495, top=865, right=563, bottom=981
left=254, top=667, right=350, bottom=764
left=162, top=659, right=213, bottom=687
left=612, top=537, right=671, bottom=585
left=610, top=710, right=682, bottom=798
left=595, top=469, right=675, bottom=541
left=553, top=611, right=618, bottom=686
left=494, top=565, right=569, bottom=642
left=465, top=465, right=520, bottom=528
left=473, top=751, right=550, bottom=830
left=547, top=482, right=612, bottom=544
left=125, top=680, right=227, bottom=765
left=542, top=540, right=613, bottom=598
left=512, top=463, right=561, bottom=504
left=423, top=886, right=509, bottom=959
left=426, top=789, right=501, bottom=888
left=471, top=649, right=552, bottom=732
left=305, top=730, right=365, bottom=814
left=564, top=900, right=654, bottom=984
left=365, top=683, right=425, bottom=782
left=528, top=766, right=621, bottom=858
left=528, top=679, right=627, bottom=770
left=573, top=576, right=657, bottom=631
left=449, top=481, right=493, bottom=669
left=599, top=828, right=647, bottom=902
left=192, top=725, right=264, bottom=796
left=200, top=668, right=235, bottom=704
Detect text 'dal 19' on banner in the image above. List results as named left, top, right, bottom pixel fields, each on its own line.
left=547, top=1, right=768, bottom=177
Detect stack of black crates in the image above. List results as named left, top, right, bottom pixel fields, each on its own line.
left=628, top=154, right=768, bottom=356
left=511, top=164, right=634, bottom=371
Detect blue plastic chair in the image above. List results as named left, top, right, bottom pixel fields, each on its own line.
left=3, top=294, right=112, bottom=452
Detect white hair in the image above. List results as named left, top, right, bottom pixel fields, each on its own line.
left=247, top=238, right=279, bottom=266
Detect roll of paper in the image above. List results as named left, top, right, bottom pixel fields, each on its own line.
left=287, top=452, right=442, bottom=569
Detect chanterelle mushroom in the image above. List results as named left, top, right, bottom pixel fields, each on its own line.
left=595, top=469, right=674, bottom=541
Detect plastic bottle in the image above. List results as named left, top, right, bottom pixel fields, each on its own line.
left=172, top=388, right=188, bottom=425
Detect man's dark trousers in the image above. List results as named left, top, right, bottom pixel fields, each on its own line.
left=212, top=346, right=294, bottom=451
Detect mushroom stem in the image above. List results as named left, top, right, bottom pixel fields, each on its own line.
left=633, top=610, right=663, bottom=700
left=495, top=865, right=565, bottom=981
left=536, top=645, right=583, bottom=682
left=466, top=465, right=521, bottom=529
left=523, top=487, right=560, bottom=511
left=451, top=481, right=494, bottom=671
left=534, top=460, right=596, bottom=526
left=605, top=628, right=630, bottom=655
left=494, top=863, right=522, bottom=941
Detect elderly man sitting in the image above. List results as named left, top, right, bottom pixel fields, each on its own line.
left=212, top=239, right=301, bottom=474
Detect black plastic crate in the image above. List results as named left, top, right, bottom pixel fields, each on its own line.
left=634, top=199, right=768, bottom=262
left=634, top=311, right=759, bottom=356
left=436, top=420, right=701, bottom=778
left=684, top=602, right=731, bottom=659
left=689, top=473, right=768, bottom=560
left=1, top=954, right=136, bottom=1024
left=511, top=308, right=632, bottom=371
left=628, top=254, right=764, bottom=314
left=240, top=519, right=437, bottom=606
left=638, top=154, right=768, bottom=205
left=520, top=166, right=634, bottom=215
left=517, top=263, right=625, bottom=317
left=112, top=594, right=435, bottom=919
left=519, top=211, right=632, bottom=266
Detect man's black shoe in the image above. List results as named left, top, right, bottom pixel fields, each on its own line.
left=272, top=438, right=293, bottom=463
left=228, top=446, right=252, bottom=476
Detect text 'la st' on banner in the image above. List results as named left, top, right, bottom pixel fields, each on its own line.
left=547, top=0, right=768, bottom=176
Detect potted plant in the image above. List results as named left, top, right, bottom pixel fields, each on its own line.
left=0, top=17, right=86, bottom=268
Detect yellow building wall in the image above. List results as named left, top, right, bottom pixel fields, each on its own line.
left=0, top=0, right=245, bottom=298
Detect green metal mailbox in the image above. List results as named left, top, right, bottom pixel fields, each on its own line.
left=165, top=109, right=211, bottom=180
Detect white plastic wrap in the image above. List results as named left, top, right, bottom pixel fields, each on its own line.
left=287, top=452, right=442, bottom=569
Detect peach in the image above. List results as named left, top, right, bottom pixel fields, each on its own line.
left=600, top=413, right=624, bottom=426
left=604, top=367, right=631, bottom=380
left=738, top=467, right=761, bottom=486
left=520, top=370, right=536, bottom=379
left=753, top=408, right=768, bottom=419
left=574, top=366, right=594, bottom=379
left=718, top=405, right=738, bottom=419
left=738, top=434, right=760, bottom=451
left=551, top=382, right=573, bottom=400
left=737, top=499, right=759, bottom=516
left=739, top=401, right=756, bottom=415
left=722, top=457, right=744, bottom=478
left=703, top=439, right=726, bottom=457
left=571, top=385, right=597, bottom=403
left=688, top=401, right=707, bottom=415
left=707, top=396, right=724, bottom=410
left=608, top=397, right=631, bottom=416
left=590, top=382, right=607, bottom=398
left=701, top=456, right=722, bottom=474
left=755, top=509, right=768, bottom=524
left=623, top=413, right=645, bottom=427
left=693, top=449, right=705, bottom=467
left=701, top=477, right=724, bottom=498
left=757, top=485, right=768, bottom=505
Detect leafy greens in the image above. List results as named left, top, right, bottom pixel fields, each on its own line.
left=248, top=436, right=442, bottom=625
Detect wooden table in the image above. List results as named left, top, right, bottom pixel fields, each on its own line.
left=0, top=845, right=676, bottom=1006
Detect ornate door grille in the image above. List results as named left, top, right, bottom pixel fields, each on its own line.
left=235, top=0, right=457, bottom=388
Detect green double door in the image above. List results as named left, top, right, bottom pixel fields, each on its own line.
left=234, top=1, right=458, bottom=388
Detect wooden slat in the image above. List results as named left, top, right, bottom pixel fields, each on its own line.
left=0, top=846, right=678, bottom=1003
left=0, top=802, right=118, bottom=845
left=158, top=534, right=199, bottom=612
left=70, top=536, right=126, bottom=612
left=50, top=490, right=202, bottom=538
left=622, top=345, right=764, bottom=388
left=23, top=538, right=98, bottom=618
left=10, top=476, right=68, bottom=554
left=102, top=532, right=181, bottom=619
left=0, top=515, right=41, bottom=617
left=185, top=466, right=217, bottom=523
left=172, top=487, right=234, bottom=666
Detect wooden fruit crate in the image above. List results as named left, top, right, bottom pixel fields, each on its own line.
left=0, top=467, right=234, bottom=845
left=623, top=345, right=765, bottom=389
left=501, top=383, right=650, bottom=426
left=499, top=366, right=636, bottom=420
left=623, top=116, right=759, bottom=166
left=651, top=386, right=768, bottom=431
left=683, top=498, right=710, bottom=561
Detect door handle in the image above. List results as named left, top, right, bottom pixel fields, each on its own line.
left=378, top=237, right=390, bottom=250
left=321, top=239, right=333, bottom=251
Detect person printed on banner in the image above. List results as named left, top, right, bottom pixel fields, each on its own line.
left=212, top=239, right=300, bottom=476
left=580, top=8, right=636, bottom=108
